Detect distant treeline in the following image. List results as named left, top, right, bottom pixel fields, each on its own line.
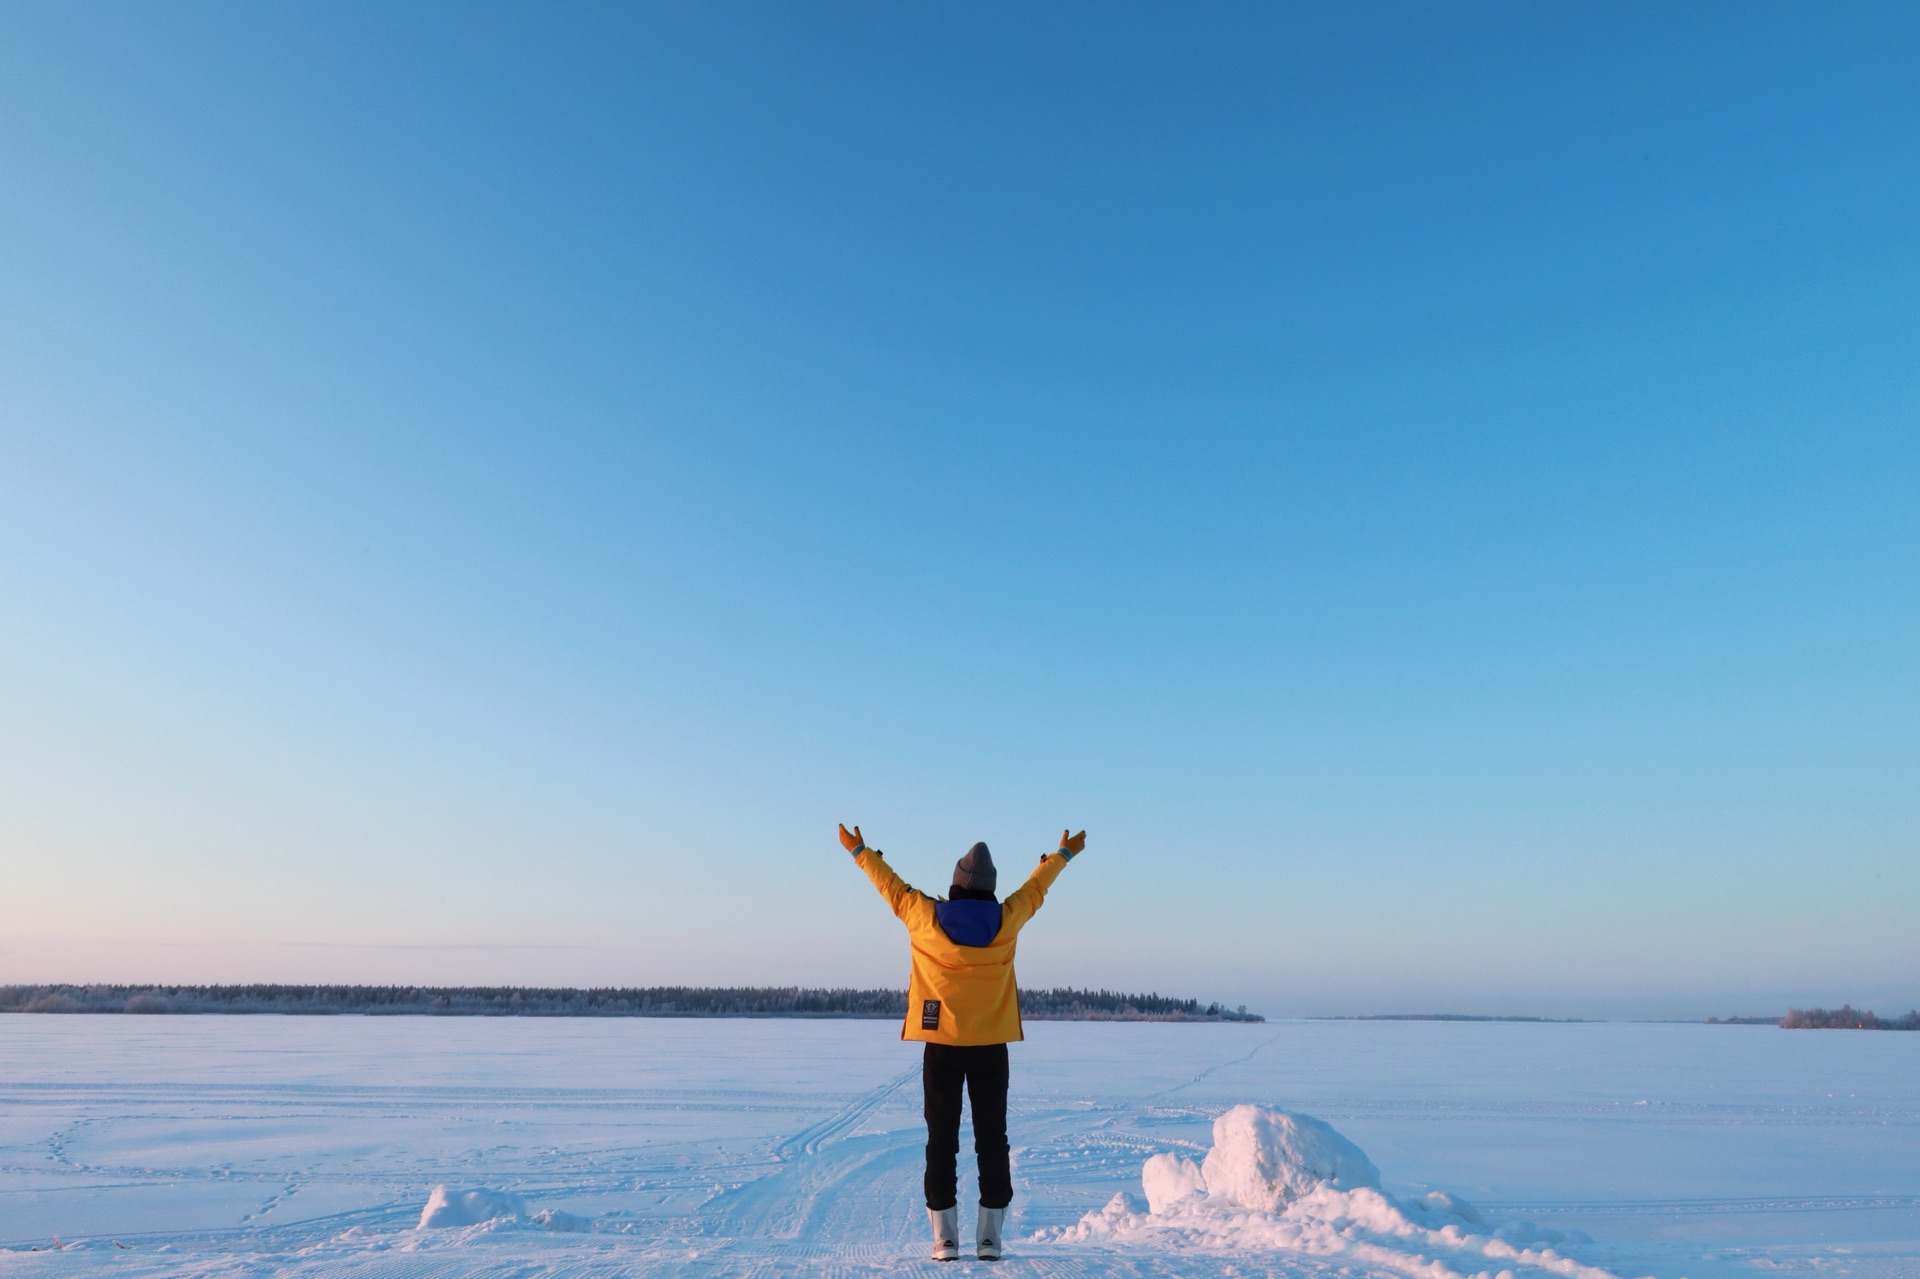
left=1315, top=1014, right=1588, bottom=1023
left=1780, top=1005, right=1920, bottom=1031
left=0, top=984, right=1263, bottom=1022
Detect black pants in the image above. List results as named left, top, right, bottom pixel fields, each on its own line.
left=922, top=1042, right=1011, bottom=1211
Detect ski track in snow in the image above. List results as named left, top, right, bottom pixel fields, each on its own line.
left=1147, top=1033, right=1281, bottom=1100
left=1, top=1017, right=1916, bottom=1278
left=775, top=1066, right=921, bottom=1161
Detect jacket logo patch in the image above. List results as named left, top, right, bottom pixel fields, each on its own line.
left=921, top=999, right=941, bottom=1031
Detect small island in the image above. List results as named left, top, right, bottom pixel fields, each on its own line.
left=1703, top=1006, right=1920, bottom=1030
left=1779, top=1005, right=1920, bottom=1030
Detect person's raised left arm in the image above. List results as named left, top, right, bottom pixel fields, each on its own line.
left=1001, top=829, right=1085, bottom=930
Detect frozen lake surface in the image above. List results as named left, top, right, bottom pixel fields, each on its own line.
left=1, top=1016, right=1915, bottom=1277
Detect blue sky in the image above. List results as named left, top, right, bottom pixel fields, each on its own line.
left=2, top=3, right=1915, bottom=1017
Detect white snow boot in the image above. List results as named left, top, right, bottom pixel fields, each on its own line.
left=976, top=1205, right=1006, bottom=1261
left=928, top=1206, right=959, bottom=1261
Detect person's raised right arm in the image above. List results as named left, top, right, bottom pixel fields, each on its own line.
left=839, top=822, right=928, bottom=923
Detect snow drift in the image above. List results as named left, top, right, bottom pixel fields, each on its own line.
left=418, top=1186, right=591, bottom=1232
left=1049, top=1104, right=1638, bottom=1279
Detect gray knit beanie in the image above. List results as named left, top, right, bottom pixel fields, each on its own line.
left=952, top=841, right=997, bottom=894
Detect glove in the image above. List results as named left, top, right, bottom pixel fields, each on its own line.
left=838, top=823, right=866, bottom=854
left=1057, top=829, right=1086, bottom=860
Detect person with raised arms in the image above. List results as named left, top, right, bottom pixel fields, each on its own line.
left=838, top=822, right=1087, bottom=1262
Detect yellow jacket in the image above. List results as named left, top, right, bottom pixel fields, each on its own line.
left=855, top=846, right=1071, bottom=1046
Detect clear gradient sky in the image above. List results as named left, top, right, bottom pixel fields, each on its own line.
left=2, top=3, right=1915, bottom=1018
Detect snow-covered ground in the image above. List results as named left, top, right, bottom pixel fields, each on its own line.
left=1, top=1016, right=1915, bottom=1277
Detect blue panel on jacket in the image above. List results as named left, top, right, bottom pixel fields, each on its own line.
left=934, top=898, right=1002, bottom=947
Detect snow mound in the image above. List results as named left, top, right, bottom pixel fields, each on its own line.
left=1044, top=1105, right=1635, bottom=1279
left=419, top=1186, right=527, bottom=1229
left=417, top=1186, right=591, bottom=1232
left=1200, top=1103, right=1380, bottom=1210
left=1141, top=1151, right=1207, bottom=1213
